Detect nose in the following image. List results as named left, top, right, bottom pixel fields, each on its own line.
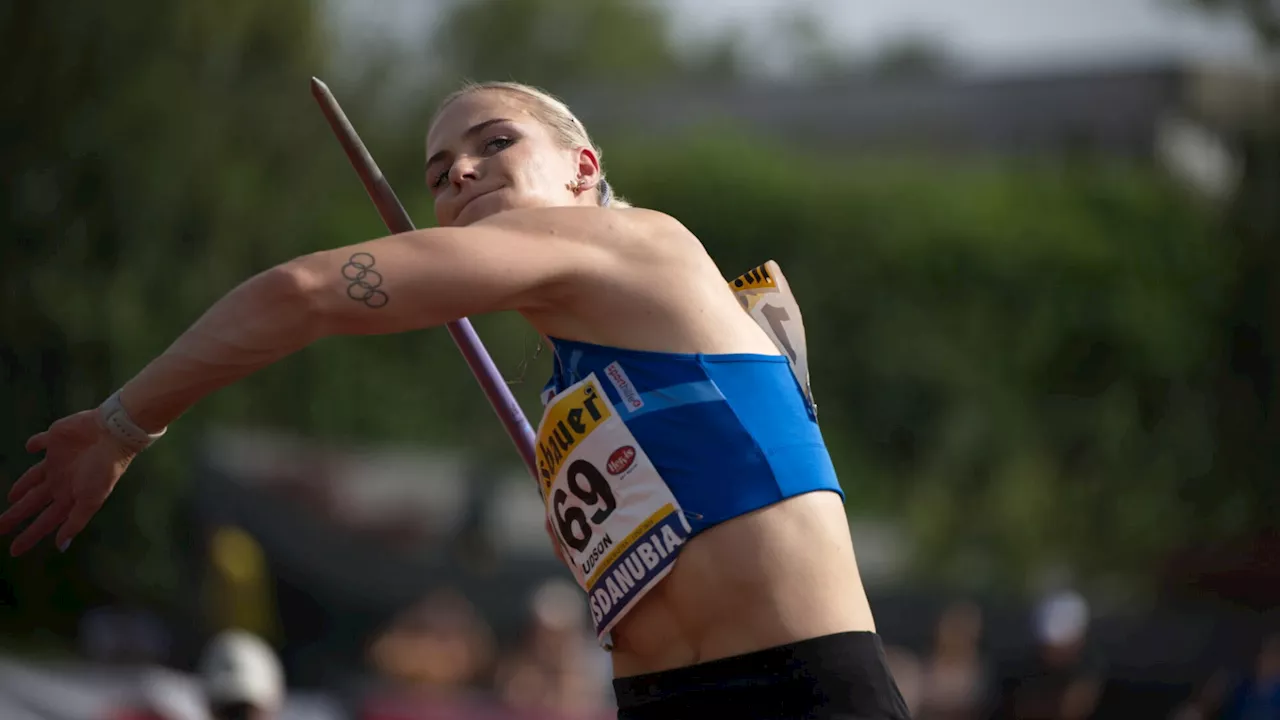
left=448, top=155, right=479, bottom=187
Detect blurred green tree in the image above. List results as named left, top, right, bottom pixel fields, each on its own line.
left=604, top=133, right=1230, bottom=594
left=867, top=35, right=956, bottom=80
left=429, top=0, right=682, bottom=91
left=1183, top=0, right=1280, bottom=570
left=1, top=0, right=378, bottom=644
left=1186, top=0, right=1280, bottom=46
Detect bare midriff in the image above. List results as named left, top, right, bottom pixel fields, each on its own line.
left=605, top=490, right=877, bottom=679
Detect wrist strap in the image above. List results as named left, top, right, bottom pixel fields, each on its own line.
left=98, top=390, right=167, bottom=453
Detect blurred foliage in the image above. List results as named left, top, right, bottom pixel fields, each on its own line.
left=1185, top=0, right=1280, bottom=47
left=867, top=35, right=957, bottom=80
left=1185, top=0, right=1280, bottom=598
left=1, top=0, right=1276, bottom=647
left=1, top=0, right=378, bottom=636
left=604, top=136, right=1232, bottom=591
left=430, top=0, right=681, bottom=90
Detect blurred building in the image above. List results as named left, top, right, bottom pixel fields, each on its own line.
left=566, top=60, right=1275, bottom=200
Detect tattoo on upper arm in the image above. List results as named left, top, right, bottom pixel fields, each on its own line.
left=342, top=252, right=389, bottom=308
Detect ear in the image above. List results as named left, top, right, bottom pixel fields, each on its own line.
left=573, top=147, right=602, bottom=191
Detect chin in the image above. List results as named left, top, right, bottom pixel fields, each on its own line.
left=454, top=190, right=513, bottom=226
left=455, top=190, right=560, bottom=226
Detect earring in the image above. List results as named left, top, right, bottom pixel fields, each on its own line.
left=567, top=178, right=584, bottom=193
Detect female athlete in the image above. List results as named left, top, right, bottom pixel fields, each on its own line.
left=1, top=82, right=910, bottom=719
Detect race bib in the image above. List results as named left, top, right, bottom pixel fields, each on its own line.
left=729, top=260, right=816, bottom=414
left=536, top=374, right=692, bottom=645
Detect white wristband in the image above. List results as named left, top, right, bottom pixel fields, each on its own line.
left=98, top=390, right=167, bottom=453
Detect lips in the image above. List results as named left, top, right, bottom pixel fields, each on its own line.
left=458, top=187, right=497, bottom=213
left=452, top=186, right=508, bottom=226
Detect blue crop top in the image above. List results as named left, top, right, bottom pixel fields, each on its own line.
left=534, top=260, right=842, bottom=645
left=540, top=336, right=844, bottom=537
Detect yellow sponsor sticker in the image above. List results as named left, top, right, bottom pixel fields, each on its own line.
left=728, top=263, right=778, bottom=293
left=536, top=378, right=613, bottom=497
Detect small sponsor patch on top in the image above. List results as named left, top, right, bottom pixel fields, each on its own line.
left=730, top=263, right=777, bottom=292
left=607, top=446, right=637, bottom=475
left=604, top=361, right=644, bottom=412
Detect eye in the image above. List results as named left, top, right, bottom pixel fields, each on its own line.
left=483, top=136, right=514, bottom=153
left=429, top=170, right=449, bottom=189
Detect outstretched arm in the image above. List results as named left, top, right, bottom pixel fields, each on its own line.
left=1, top=208, right=615, bottom=555
left=120, top=212, right=607, bottom=431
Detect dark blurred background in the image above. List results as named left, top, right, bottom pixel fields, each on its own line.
left=2, top=1, right=1278, bottom=719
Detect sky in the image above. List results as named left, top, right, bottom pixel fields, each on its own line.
left=325, top=0, right=1263, bottom=76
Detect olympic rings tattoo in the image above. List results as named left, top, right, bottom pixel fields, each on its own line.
left=342, top=252, right=389, bottom=308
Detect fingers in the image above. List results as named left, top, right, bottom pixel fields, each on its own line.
left=0, top=483, right=51, bottom=537
left=9, top=497, right=68, bottom=557
left=7, top=461, right=45, bottom=503
left=54, top=498, right=103, bottom=552
left=25, top=431, right=50, bottom=453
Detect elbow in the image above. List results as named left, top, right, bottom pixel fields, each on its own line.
left=260, top=260, right=328, bottom=341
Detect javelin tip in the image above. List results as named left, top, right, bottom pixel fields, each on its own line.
left=310, top=76, right=331, bottom=97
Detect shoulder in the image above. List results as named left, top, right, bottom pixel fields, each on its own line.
left=469, top=206, right=720, bottom=318
left=473, top=206, right=699, bottom=256
left=478, top=207, right=713, bottom=295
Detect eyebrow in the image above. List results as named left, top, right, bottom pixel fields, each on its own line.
left=425, top=118, right=513, bottom=171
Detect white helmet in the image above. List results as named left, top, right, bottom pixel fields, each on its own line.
left=197, top=629, right=284, bottom=712
left=1034, top=590, right=1090, bottom=646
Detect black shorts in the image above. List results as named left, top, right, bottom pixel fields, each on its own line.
left=612, top=631, right=912, bottom=720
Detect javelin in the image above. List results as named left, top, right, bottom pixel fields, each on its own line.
left=309, top=77, right=539, bottom=479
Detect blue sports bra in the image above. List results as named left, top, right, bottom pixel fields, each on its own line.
left=532, top=261, right=843, bottom=646
left=540, top=337, right=843, bottom=536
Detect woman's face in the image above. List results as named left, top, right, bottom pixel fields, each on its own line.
left=426, top=90, right=598, bottom=227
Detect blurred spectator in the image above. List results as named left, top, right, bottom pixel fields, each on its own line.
left=1218, top=634, right=1280, bottom=720
left=198, top=629, right=284, bottom=720
left=493, top=579, right=613, bottom=719
left=107, top=670, right=208, bottom=720
left=916, top=601, right=989, bottom=720
left=204, top=525, right=278, bottom=644
left=994, top=590, right=1105, bottom=720
left=80, top=605, right=172, bottom=666
left=364, top=587, right=497, bottom=718
left=883, top=644, right=924, bottom=716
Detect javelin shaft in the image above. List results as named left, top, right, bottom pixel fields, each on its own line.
left=309, top=77, right=539, bottom=479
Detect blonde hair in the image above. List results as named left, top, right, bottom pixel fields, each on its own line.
left=433, top=81, right=632, bottom=208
